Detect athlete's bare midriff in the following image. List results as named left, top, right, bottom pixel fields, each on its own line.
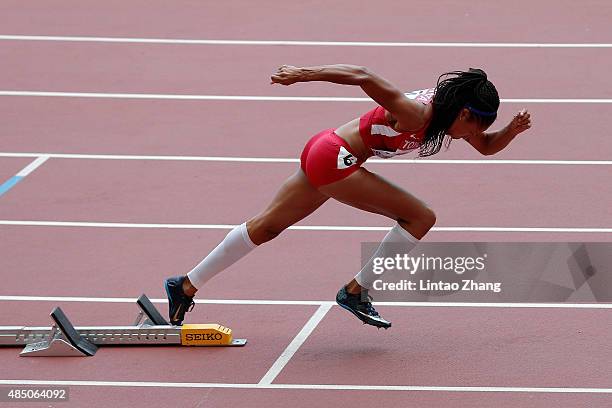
left=334, top=118, right=371, bottom=161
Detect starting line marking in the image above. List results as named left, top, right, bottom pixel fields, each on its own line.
left=1, top=152, right=611, bottom=166
left=258, top=304, right=332, bottom=385
left=1, top=35, right=611, bottom=48
left=0, top=295, right=611, bottom=309
left=0, top=220, right=611, bottom=233
left=0, top=90, right=610, bottom=103
left=0, top=156, right=48, bottom=197
left=0, top=379, right=610, bottom=394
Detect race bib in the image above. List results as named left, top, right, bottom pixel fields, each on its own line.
left=337, top=146, right=358, bottom=169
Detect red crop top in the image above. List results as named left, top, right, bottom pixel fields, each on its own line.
left=358, top=88, right=435, bottom=158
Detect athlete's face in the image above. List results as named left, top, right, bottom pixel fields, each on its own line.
left=447, top=109, right=491, bottom=140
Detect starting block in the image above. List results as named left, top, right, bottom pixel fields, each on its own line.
left=0, top=294, right=246, bottom=357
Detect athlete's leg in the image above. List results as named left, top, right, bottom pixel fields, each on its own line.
left=246, top=169, right=329, bottom=245
left=319, top=167, right=435, bottom=328
left=320, top=167, right=436, bottom=240
left=166, top=168, right=328, bottom=325
left=184, top=168, right=328, bottom=294
left=320, top=167, right=435, bottom=292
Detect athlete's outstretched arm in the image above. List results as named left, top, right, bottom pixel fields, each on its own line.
left=466, top=109, right=532, bottom=155
left=270, top=64, right=426, bottom=130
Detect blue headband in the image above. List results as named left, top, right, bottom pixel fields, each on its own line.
left=466, top=104, right=497, bottom=117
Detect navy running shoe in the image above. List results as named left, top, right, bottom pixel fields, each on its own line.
left=164, top=276, right=195, bottom=326
left=336, top=286, right=391, bottom=329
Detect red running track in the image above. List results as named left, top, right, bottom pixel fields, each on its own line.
left=1, top=1, right=612, bottom=407
left=0, top=0, right=610, bottom=43
left=1, top=98, right=612, bottom=161
left=0, top=159, right=609, bottom=228
left=2, top=41, right=610, bottom=98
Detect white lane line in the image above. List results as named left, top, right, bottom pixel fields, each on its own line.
left=428, top=227, right=612, bottom=233
left=0, top=220, right=611, bottom=233
left=0, top=220, right=239, bottom=229
left=0, top=295, right=330, bottom=306
left=258, top=304, right=333, bottom=385
left=0, top=295, right=611, bottom=309
left=0, top=152, right=300, bottom=163
left=1, top=152, right=611, bottom=165
left=0, top=91, right=368, bottom=102
left=1, top=35, right=611, bottom=48
left=0, top=91, right=610, bottom=103
left=0, top=379, right=610, bottom=394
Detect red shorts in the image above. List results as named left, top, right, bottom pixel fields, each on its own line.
left=300, top=129, right=365, bottom=187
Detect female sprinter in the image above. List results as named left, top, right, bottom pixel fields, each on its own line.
left=164, top=65, right=532, bottom=329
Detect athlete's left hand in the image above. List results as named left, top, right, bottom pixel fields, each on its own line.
left=506, top=109, right=532, bottom=136
left=270, top=65, right=303, bottom=85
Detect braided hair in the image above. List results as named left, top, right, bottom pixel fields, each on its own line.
left=420, top=68, right=500, bottom=157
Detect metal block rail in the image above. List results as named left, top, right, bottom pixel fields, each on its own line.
left=0, top=294, right=246, bottom=357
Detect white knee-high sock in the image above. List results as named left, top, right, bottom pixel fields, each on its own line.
left=187, top=222, right=257, bottom=289
left=354, top=223, right=419, bottom=289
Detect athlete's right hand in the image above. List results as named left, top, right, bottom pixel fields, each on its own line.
left=270, top=65, right=303, bottom=85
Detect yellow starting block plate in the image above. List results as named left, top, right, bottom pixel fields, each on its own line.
left=180, top=324, right=247, bottom=346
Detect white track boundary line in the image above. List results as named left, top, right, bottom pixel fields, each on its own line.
left=258, top=304, right=332, bottom=385
left=0, top=295, right=610, bottom=309
left=1, top=35, right=611, bottom=48
left=0, top=220, right=611, bottom=233
left=0, top=91, right=610, bottom=104
left=1, top=152, right=611, bottom=165
left=0, top=379, right=610, bottom=394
